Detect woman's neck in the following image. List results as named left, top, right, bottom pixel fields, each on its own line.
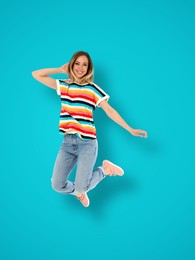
left=71, top=78, right=90, bottom=85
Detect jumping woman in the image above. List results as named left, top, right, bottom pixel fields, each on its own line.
left=32, top=51, right=147, bottom=207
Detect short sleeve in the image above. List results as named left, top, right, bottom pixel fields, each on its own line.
left=92, top=83, right=110, bottom=107
left=56, top=79, right=61, bottom=95
left=56, top=79, right=69, bottom=96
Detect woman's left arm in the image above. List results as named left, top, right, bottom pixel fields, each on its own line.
left=100, top=100, right=148, bottom=138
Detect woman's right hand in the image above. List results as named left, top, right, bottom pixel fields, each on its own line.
left=130, top=129, right=148, bottom=138
left=60, top=63, right=69, bottom=74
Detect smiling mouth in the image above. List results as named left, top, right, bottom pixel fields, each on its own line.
left=75, top=71, right=85, bottom=77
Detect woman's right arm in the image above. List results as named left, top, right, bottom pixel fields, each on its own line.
left=32, top=64, right=68, bottom=90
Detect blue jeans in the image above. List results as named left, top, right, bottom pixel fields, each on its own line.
left=51, top=134, right=106, bottom=195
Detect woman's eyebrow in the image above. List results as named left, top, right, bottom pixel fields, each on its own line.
left=75, top=61, right=88, bottom=64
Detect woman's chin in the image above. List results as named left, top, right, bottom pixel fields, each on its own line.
left=75, top=74, right=84, bottom=79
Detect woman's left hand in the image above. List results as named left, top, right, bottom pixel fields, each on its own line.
left=60, top=63, right=69, bottom=74
left=131, top=129, right=148, bottom=138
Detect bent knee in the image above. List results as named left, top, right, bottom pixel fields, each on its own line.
left=51, top=179, right=70, bottom=194
left=51, top=180, right=62, bottom=192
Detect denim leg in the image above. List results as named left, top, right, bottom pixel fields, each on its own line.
left=51, top=141, right=77, bottom=194
left=87, top=166, right=106, bottom=192
left=75, top=139, right=106, bottom=193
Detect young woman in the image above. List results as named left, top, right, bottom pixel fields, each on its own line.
left=32, top=51, right=147, bottom=207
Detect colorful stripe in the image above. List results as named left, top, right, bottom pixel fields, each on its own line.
left=57, top=80, right=109, bottom=140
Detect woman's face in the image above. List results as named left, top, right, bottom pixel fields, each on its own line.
left=73, top=55, right=89, bottom=79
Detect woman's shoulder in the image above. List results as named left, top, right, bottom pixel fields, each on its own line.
left=59, top=79, right=71, bottom=84
left=88, top=81, right=99, bottom=87
left=88, top=82, right=104, bottom=91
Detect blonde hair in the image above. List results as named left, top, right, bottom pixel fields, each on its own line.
left=67, top=51, right=94, bottom=84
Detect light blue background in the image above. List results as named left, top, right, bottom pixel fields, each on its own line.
left=0, top=0, right=195, bottom=259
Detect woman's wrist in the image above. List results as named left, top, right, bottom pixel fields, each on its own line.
left=128, top=127, right=134, bottom=134
left=50, top=67, right=63, bottom=74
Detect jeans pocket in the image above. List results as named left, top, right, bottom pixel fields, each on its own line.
left=63, top=134, right=69, bottom=143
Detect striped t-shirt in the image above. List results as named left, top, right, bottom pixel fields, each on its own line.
left=56, top=80, right=109, bottom=140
